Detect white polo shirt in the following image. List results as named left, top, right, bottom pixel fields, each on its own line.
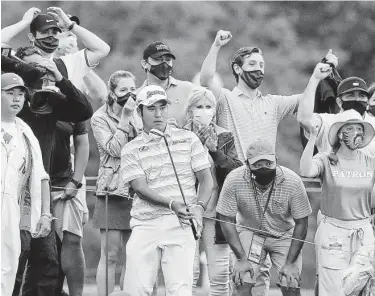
left=120, top=124, right=210, bottom=220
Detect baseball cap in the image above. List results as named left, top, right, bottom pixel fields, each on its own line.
left=230, top=47, right=262, bottom=67
left=337, top=77, right=369, bottom=98
left=143, top=41, right=176, bottom=60
left=246, top=139, right=276, bottom=165
left=1, top=73, right=28, bottom=91
left=136, top=85, right=171, bottom=107
left=30, top=14, right=62, bottom=34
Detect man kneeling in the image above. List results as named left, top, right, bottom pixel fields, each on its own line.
left=217, top=140, right=312, bottom=296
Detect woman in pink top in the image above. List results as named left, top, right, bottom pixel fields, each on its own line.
left=300, top=109, right=375, bottom=296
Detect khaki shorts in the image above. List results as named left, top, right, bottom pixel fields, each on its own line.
left=238, top=228, right=302, bottom=287
left=52, top=186, right=86, bottom=240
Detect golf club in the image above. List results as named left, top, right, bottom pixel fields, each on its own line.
left=150, top=129, right=199, bottom=240
left=105, top=189, right=109, bottom=296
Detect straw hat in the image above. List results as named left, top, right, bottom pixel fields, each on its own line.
left=328, top=109, right=375, bottom=148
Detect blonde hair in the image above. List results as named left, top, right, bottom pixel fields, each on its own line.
left=106, top=70, right=136, bottom=105
left=183, top=87, right=217, bottom=123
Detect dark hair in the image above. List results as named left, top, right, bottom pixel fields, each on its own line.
left=231, top=48, right=263, bottom=83
left=15, top=46, right=42, bottom=60
left=106, top=70, right=136, bottom=106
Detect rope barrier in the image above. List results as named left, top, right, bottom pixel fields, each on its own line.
left=51, top=185, right=375, bottom=260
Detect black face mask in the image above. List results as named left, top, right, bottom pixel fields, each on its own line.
left=251, top=167, right=276, bottom=186
left=341, top=101, right=368, bottom=116
left=241, top=70, right=264, bottom=89
left=149, top=62, right=172, bottom=80
left=117, top=92, right=136, bottom=107
left=34, top=36, right=59, bottom=54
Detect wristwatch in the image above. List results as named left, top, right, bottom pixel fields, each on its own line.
left=71, top=178, right=82, bottom=189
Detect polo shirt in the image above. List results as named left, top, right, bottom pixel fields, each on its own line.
left=216, top=87, right=301, bottom=163
left=133, top=76, right=195, bottom=130
left=216, top=165, right=312, bottom=238
left=60, top=49, right=96, bottom=94
left=314, top=112, right=375, bottom=156
left=120, top=124, right=211, bottom=220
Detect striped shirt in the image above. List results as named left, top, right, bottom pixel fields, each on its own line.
left=216, top=165, right=312, bottom=238
left=216, top=87, right=301, bottom=163
left=120, top=124, right=211, bottom=220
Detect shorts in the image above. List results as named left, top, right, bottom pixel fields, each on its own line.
left=52, top=188, right=85, bottom=240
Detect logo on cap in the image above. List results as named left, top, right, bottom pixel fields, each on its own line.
left=155, top=44, right=169, bottom=51
left=353, top=82, right=359, bottom=86
left=147, top=90, right=165, bottom=99
left=46, top=20, right=54, bottom=23
left=12, top=78, right=17, bottom=81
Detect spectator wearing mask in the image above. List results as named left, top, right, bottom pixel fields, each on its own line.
left=53, top=14, right=108, bottom=103
left=368, top=83, right=375, bottom=117
left=298, top=73, right=375, bottom=156
left=91, top=71, right=138, bottom=296
left=120, top=85, right=213, bottom=295
left=200, top=30, right=338, bottom=164
left=134, top=41, right=195, bottom=129
left=1, top=6, right=110, bottom=95
left=183, top=87, right=242, bottom=295
left=1, top=73, right=51, bottom=296
left=300, top=110, right=375, bottom=296
left=217, top=139, right=312, bottom=296
left=13, top=47, right=92, bottom=296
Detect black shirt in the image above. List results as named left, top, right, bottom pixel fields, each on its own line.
left=50, top=121, right=88, bottom=188
left=17, top=77, right=93, bottom=173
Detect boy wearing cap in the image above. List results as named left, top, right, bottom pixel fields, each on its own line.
left=1, top=6, right=110, bottom=95
left=1, top=73, right=51, bottom=296
left=297, top=68, right=375, bottom=156
left=200, top=30, right=339, bottom=164
left=217, top=139, right=312, bottom=296
left=134, top=41, right=195, bottom=129
left=120, top=85, right=213, bottom=295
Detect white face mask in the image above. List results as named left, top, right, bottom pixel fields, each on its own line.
left=192, top=108, right=214, bottom=126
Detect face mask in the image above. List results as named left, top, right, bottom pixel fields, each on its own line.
left=148, top=62, right=172, bottom=80
left=340, top=130, right=364, bottom=150
left=251, top=167, right=276, bottom=186
left=341, top=101, right=368, bottom=116
left=34, top=36, right=59, bottom=54
left=117, top=92, right=136, bottom=107
left=240, top=69, right=264, bottom=89
left=192, top=108, right=214, bottom=126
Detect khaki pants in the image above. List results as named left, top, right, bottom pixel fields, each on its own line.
left=315, top=215, right=374, bottom=296
left=123, top=214, right=196, bottom=296
left=238, top=228, right=302, bottom=294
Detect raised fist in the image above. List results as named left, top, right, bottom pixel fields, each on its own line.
left=214, top=30, right=232, bottom=47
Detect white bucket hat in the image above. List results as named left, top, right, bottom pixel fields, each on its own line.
left=328, top=109, right=375, bottom=148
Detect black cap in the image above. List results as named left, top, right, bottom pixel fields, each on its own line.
left=337, top=77, right=369, bottom=98
left=143, top=41, right=176, bottom=60
left=230, top=47, right=262, bottom=67
left=30, top=14, right=62, bottom=34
